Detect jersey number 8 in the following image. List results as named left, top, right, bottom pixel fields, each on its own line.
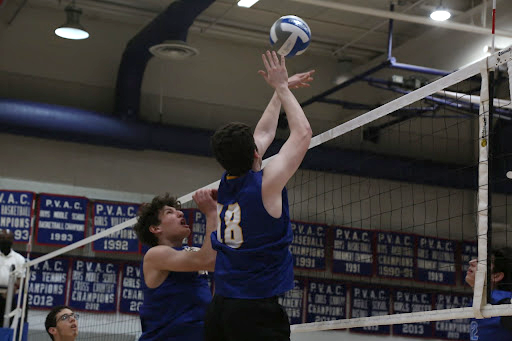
left=217, top=203, right=244, bottom=248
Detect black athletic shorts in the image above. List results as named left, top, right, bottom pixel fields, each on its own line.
left=204, top=294, right=290, bottom=341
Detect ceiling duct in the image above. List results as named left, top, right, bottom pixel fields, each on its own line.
left=0, top=98, right=483, bottom=192
left=149, top=40, right=199, bottom=60
left=114, top=0, right=215, bottom=120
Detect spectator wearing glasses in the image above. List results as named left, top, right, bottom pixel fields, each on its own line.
left=45, top=306, right=79, bottom=341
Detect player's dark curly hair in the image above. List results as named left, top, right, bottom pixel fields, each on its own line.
left=493, top=247, right=512, bottom=291
left=133, top=194, right=181, bottom=247
left=45, top=305, right=73, bottom=340
left=211, top=122, right=257, bottom=176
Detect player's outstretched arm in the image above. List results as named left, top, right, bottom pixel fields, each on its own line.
left=254, top=68, right=314, bottom=156
left=258, top=51, right=312, bottom=216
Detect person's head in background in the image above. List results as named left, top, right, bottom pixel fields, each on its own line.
left=0, top=229, right=14, bottom=256
left=466, top=247, right=512, bottom=290
left=45, top=305, right=79, bottom=341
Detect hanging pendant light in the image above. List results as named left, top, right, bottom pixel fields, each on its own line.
left=430, top=0, right=451, bottom=22
left=55, top=2, right=89, bottom=40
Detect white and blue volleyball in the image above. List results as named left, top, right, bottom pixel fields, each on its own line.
left=270, top=15, right=311, bottom=58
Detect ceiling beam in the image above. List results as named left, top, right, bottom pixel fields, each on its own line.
left=289, top=0, right=512, bottom=38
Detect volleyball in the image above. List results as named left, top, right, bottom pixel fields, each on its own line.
left=270, top=15, right=311, bottom=58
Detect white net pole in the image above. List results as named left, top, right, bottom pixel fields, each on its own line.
left=473, top=64, right=491, bottom=320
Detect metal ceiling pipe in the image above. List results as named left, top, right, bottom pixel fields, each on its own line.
left=298, top=56, right=449, bottom=113
left=387, top=2, right=394, bottom=61
left=390, top=60, right=450, bottom=76
left=187, top=22, right=357, bottom=58
left=365, top=78, right=512, bottom=118
left=300, top=59, right=392, bottom=109
left=0, top=98, right=214, bottom=155
left=289, top=0, right=512, bottom=38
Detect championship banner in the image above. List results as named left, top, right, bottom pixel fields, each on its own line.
left=351, top=286, right=391, bottom=335
left=376, top=231, right=415, bottom=280
left=416, top=237, right=456, bottom=285
left=392, top=289, right=433, bottom=338
left=69, top=259, right=118, bottom=312
left=0, top=190, right=35, bottom=242
left=278, top=278, right=305, bottom=325
left=460, top=241, right=477, bottom=286
left=36, top=194, right=88, bottom=246
left=290, top=221, right=327, bottom=270
left=306, top=279, right=346, bottom=323
left=92, top=202, right=140, bottom=253
left=187, top=209, right=206, bottom=248
left=119, top=263, right=143, bottom=314
left=332, top=227, right=373, bottom=276
left=28, top=258, right=69, bottom=308
left=434, top=293, right=471, bottom=340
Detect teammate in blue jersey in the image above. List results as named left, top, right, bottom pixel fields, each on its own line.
left=465, top=247, right=512, bottom=340
left=206, top=51, right=314, bottom=341
left=133, top=190, right=217, bottom=341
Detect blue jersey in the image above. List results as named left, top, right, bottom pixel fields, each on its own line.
left=138, top=248, right=212, bottom=341
left=211, top=170, right=294, bottom=298
left=470, top=290, right=512, bottom=341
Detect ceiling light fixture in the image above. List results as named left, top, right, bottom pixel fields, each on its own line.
left=55, top=2, right=89, bottom=40
left=430, top=1, right=451, bottom=22
left=237, top=0, right=259, bottom=8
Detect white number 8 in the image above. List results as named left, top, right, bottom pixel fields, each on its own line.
left=217, top=203, right=244, bottom=248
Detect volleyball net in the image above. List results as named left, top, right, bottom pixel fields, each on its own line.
left=13, top=48, right=512, bottom=340
left=281, top=48, right=512, bottom=337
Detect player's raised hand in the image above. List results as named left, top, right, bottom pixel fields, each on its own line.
left=288, top=70, right=315, bottom=89
left=258, top=51, right=288, bottom=90
left=192, top=189, right=217, bottom=216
